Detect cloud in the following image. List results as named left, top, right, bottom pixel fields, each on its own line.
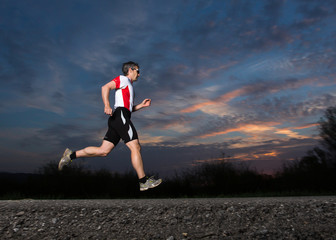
left=274, top=129, right=309, bottom=139
left=293, top=123, right=319, bottom=130
left=179, top=73, right=333, bottom=116
left=181, top=87, right=246, bottom=114
left=296, top=1, right=332, bottom=20
left=197, top=122, right=280, bottom=139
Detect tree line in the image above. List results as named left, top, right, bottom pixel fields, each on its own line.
left=1, top=107, right=335, bottom=199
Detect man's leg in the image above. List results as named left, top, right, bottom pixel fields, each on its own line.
left=126, top=139, right=145, bottom=179
left=126, top=139, right=162, bottom=191
left=58, top=140, right=115, bottom=170
left=76, top=140, right=115, bottom=158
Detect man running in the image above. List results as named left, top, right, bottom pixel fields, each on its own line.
left=58, top=61, right=162, bottom=191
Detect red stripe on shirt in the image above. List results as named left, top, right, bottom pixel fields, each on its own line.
left=113, top=76, right=120, bottom=89
left=122, top=86, right=130, bottom=111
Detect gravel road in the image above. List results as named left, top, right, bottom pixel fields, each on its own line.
left=0, top=196, right=335, bottom=239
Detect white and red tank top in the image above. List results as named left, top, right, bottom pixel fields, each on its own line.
left=112, top=75, right=134, bottom=112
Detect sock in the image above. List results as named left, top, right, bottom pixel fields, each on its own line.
left=139, top=176, right=148, bottom=183
left=70, top=151, right=77, bottom=160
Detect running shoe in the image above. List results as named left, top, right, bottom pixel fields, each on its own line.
left=58, top=148, right=73, bottom=170
left=140, top=176, right=162, bottom=191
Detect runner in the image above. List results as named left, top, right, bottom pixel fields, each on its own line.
left=58, top=61, right=162, bottom=191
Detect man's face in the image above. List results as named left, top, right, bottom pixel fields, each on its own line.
left=129, top=66, right=140, bottom=82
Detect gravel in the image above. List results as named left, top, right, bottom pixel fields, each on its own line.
left=0, top=196, right=335, bottom=239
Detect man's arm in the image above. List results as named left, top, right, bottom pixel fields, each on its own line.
left=133, top=98, right=151, bottom=112
left=101, top=81, right=116, bottom=116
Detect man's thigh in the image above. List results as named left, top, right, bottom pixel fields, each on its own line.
left=100, top=140, right=115, bottom=153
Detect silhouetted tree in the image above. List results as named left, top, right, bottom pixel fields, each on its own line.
left=318, top=106, right=336, bottom=167
left=299, top=106, right=336, bottom=169
left=278, top=106, right=336, bottom=193
left=289, top=106, right=336, bottom=170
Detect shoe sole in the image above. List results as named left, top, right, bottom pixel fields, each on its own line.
left=58, top=149, right=71, bottom=171
left=58, top=159, right=66, bottom=171
left=140, top=179, right=162, bottom=191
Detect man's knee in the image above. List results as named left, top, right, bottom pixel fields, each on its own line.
left=99, top=143, right=114, bottom=157
left=98, top=140, right=114, bottom=157
left=131, top=143, right=141, bottom=152
left=127, top=140, right=141, bottom=152
left=99, top=149, right=110, bottom=157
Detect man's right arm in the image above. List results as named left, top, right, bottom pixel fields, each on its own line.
left=101, top=81, right=116, bottom=116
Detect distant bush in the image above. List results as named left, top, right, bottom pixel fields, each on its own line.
left=166, top=161, right=270, bottom=197
left=0, top=163, right=140, bottom=199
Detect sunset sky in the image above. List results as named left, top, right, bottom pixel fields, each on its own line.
left=1, top=0, right=336, bottom=177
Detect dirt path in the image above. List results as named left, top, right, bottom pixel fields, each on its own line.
left=0, top=196, right=335, bottom=239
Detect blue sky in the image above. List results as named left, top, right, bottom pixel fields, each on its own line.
left=1, top=0, right=336, bottom=177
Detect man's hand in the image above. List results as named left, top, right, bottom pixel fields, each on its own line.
left=142, top=98, right=151, bottom=108
left=133, top=99, right=151, bottom=112
left=104, top=106, right=113, bottom=116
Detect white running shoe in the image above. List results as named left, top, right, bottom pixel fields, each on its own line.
left=139, top=176, right=162, bottom=191
left=58, top=148, right=73, bottom=170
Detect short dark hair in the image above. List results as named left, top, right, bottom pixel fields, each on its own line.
left=122, top=61, right=139, bottom=76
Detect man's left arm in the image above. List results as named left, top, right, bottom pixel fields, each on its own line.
left=133, top=98, right=151, bottom=112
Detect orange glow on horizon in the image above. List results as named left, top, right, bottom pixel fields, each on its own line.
left=181, top=88, right=247, bottom=113
left=191, top=151, right=280, bottom=166
left=198, top=122, right=280, bottom=139
left=292, top=123, right=319, bottom=130
left=263, top=151, right=278, bottom=157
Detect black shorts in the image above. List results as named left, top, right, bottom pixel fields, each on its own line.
left=104, top=107, right=138, bottom=146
